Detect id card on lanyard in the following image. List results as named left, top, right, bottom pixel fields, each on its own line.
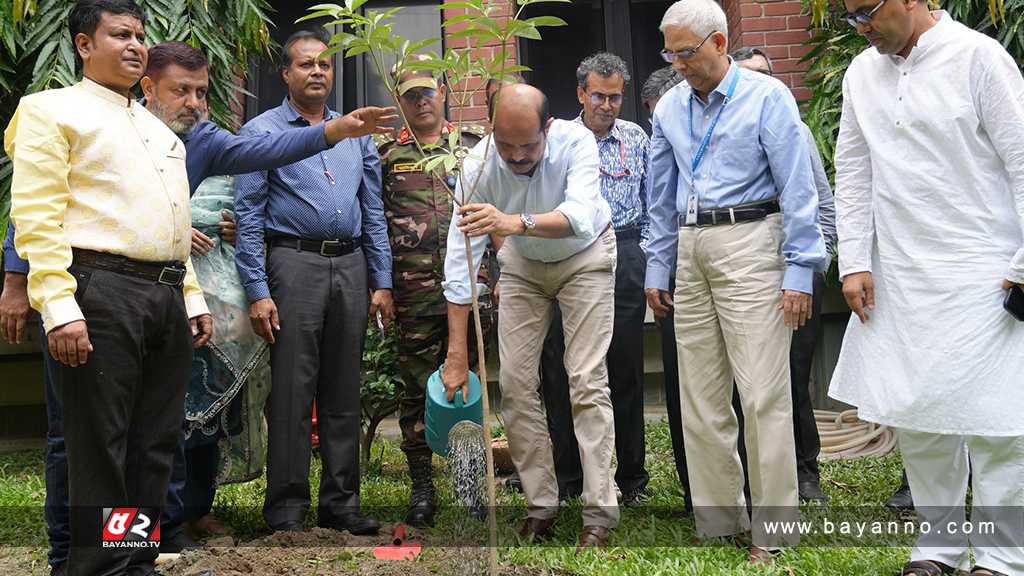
left=684, top=69, right=740, bottom=225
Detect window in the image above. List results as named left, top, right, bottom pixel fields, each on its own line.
left=343, top=1, right=444, bottom=116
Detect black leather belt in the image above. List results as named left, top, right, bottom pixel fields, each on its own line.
left=678, top=199, right=780, bottom=227
left=71, top=248, right=186, bottom=287
left=614, top=225, right=642, bottom=240
left=270, top=236, right=362, bottom=257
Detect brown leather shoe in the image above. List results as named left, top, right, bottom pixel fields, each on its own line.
left=518, top=517, right=556, bottom=542
left=748, top=546, right=780, bottom=566
left=575, top=525, right=609, bottom=552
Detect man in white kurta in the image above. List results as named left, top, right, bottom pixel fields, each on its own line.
left=828, top=2, right=1024, bottom=574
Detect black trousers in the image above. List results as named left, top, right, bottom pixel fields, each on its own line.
left=659, top=276, right=694, bottom=514
left=263, top=246, right=368, bottom=528
left=62, top=263, right=192, bottom=576
left=540, top=234, right=649, bottom=498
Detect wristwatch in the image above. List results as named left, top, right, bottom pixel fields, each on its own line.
left=520, top=213, right=536, bottom=236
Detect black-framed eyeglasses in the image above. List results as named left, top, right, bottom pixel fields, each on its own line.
left=400, top=87, right=438, bottom=102
left=599, top=140, right=632, bottom=178
left=588, top=92, right=623, bottom=107
left=660, top=31, right=715, bottom=63
left=844, top=0, right=887, bottom=28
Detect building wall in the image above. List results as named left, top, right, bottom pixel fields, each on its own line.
left=725, top=0, right=814, bottom=100
left=446, top=0, right=816, bottom=124
left=444, top=0, right=518, bottom=123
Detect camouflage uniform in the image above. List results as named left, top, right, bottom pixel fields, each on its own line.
left=376, top=122, right=493, bottom=459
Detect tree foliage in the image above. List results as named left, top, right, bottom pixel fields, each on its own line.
left=318, top=0, right=567, bottom=465
left=0, top=0, right=275, bottom=247
left=801, top=0, right=1024, bottom=178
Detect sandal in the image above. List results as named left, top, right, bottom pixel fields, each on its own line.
left=899, top=560, right=960, bottom=576
left=970, top=567, right=1008, bottom=576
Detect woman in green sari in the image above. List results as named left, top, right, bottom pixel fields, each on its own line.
left=182, top=175, right=271, bottom=530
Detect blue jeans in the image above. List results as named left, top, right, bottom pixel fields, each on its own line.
left=41, top=328, right=69, bottom=567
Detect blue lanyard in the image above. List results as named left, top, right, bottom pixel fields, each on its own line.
left=689, top=69, right=740, bottom=173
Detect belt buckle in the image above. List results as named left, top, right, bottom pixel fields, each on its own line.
left=158, top=267, right=185, bottom=286
left=320, top=240, right=341, bottom=256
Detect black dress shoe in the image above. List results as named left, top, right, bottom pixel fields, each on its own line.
left=405, top=499, right=437, bottom=528
left=158, top=531, right=199, bottom=553
left=271, top=521, right=305, bottom=533
left=621, top=486, right=650, bottom=507
left=49, top=563, right=67, bottom=576
left=317, top=511, right=381, bottom=536
left=798, top=480, right=829, bottom=503
left=506, top=471, right=523, bottom=493
left=885, top=483, right=914, bottom=510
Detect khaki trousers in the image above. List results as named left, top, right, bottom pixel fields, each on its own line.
left=497, top=228, right=619, bottom=528
left=673, top=213, right=800, bottom=547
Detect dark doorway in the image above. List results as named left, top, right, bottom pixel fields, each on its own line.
left=245, top=2, right=343, bottom=121
left=518, top=0, right=605, bottom=122
left=518, top=0, right=673, bottom=127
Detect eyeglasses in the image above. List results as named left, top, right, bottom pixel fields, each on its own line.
left=844, top=0, right=887, bottom=28
left=660, top=31, right=715, bottom=63
left=400, top=87, right=438, bottom=102
left=588, top=92, right=623, bottom=107
left=599, top=140, right=632, bottom=178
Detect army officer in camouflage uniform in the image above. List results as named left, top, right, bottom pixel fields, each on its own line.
left=376, top=59, right=490, bottom=528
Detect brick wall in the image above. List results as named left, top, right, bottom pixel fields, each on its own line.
left=724, top=0, right=813, bottom=101
left=444, top=0, right=518, bottom=124
left=443, top=0, right=815, bottom=117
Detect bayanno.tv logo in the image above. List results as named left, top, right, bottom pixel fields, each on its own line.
left=101, top=508, right=161, bottom=549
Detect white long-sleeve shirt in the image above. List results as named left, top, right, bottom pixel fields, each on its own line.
left=443, top=120, right=611, bottom=305
left=828, top=12, right=1024, bottom=435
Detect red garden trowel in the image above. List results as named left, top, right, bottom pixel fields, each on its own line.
left=372, top=524, right=422, bottom=561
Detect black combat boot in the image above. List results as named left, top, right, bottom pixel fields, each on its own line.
left=405, top=452, right=437, bottom=528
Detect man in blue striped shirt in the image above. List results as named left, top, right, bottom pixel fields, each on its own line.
left=234, top=28, right=392, bottom=536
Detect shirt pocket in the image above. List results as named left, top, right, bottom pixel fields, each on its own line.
left=163, top=146, right=190, bottom=193
left=713, top=134, right=761, bottom=180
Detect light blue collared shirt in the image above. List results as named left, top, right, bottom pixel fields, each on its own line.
left=645, top=63, right=828, bottom=294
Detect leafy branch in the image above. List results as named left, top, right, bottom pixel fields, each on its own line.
left=302, top=1, right=567, bottom=570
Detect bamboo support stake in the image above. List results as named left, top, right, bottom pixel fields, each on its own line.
left=462, top=235, right=499, bottom=575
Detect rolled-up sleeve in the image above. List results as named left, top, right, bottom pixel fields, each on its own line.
left=443, top=158, right=490, bottom=305
left=643, top=107, right=681, bottom=292
left=834, top=72, right=876, bottom=279
left=555, top=133, right=609, bottom=240
left=761, top=88, right=827, bottom=294
left=4, top=99, right=82, bottom=332
left=357, top=135, right=393, bottom=290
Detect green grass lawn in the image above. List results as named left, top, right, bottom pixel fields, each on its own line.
left=0, top=421, right=915, bottom=575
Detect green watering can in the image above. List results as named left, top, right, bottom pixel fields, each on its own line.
left=424, top=364, right=483, bottom=457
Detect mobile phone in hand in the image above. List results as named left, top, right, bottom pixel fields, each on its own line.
left=1003, top=285, right=1024, bottom=322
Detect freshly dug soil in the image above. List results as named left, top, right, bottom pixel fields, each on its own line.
left=159, top=526, right=547, bottom=576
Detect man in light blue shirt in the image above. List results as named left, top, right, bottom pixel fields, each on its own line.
left=440, top=84, right=619, bottom=549
left=643, top=0, right=828, bottom=560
